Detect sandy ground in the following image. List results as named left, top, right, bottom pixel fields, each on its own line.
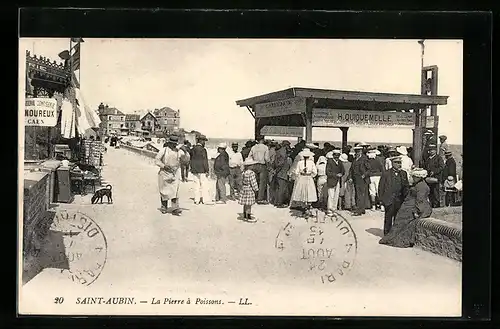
left=20, top=147, right=462, bottom=316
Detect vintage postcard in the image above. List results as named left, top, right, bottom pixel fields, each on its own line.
left=19, top=38, right=463, bottom=316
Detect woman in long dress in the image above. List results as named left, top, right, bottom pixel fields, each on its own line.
left=290, top=148, right=318, bottom=217
left=379, top=168, right=432, bottom=247
left=155, top=135, right=185, bottom=215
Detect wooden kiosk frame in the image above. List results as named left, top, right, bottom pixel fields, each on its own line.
left=236, top=87, right=448, bottom=166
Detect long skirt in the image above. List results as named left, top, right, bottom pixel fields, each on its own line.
left=158, top=169, right=180, bottom=201
left=342, top=180, right=356, bottom=210
left=316, top=175, right=328, bottom=208
left=379, top=197, right=430, bottom=248
left=291, top=175, right=317, bottom=203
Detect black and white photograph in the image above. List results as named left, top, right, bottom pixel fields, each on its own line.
left=19, top=36, right=463, bottom=316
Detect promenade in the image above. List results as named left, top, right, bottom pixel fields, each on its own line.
left=21, top=147, right=462, bottom=316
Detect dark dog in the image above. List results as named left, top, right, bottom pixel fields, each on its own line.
left=91, top=185, right=113, bottom=204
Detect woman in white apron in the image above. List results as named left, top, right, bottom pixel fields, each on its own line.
left=155, top=135, right=184, bottom=215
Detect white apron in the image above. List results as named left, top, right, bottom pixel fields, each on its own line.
left=155, top=147, right=183, bottom=201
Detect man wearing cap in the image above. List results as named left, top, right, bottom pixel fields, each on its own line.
left=154, top=134, right=184, bottom=215
left=325, top=149, right=345, bottom=215
left=248, top=136, right=270, bottom=204
left=214, top=142, right=230, bottom=204
left=438, top=135, right=449, bottom=161
left=423, top=145, right=445, bottom=208
left=190, top=134, right=211, bottom=204
left=378, top=156, right=410, bottom=235
left=349, top=145, right=371, bottom=216
left=227, top=142, right=243, bottom=200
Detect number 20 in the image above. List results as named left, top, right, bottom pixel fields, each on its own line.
left=54, top=297, right=64, bottom=304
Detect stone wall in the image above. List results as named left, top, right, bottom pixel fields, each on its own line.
left=415, top=216, right=463, bottom=262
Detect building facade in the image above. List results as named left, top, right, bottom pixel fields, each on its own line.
left=125, top=114, right=141, bottom=133
left=98, top=103, right=126, bottom=136
left=153, top=107, right=180, bottom=134
left=140, top=112, right=159, bottom=134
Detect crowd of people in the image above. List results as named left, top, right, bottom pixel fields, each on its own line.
left=153, top=133, right=462, bottom=247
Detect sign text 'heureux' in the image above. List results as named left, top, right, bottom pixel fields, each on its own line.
left=25, top=98, right=58, bottom=127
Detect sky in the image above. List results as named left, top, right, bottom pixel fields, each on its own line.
left=19, top=38, right=463, bottom=144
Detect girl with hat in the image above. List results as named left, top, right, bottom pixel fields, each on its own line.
left=155, top=134, right=184, bottom=215
left=239, top=157, right=260, bottom=222
left=379, top=168, right=432, bottom=248
left=290, top=148, right=318, bottom=217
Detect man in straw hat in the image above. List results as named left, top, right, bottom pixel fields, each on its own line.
left=349, top=145, right=371, bottom=216
left=248, top=135, right=270, bottom=204
left=378, top=156, right=410, bottom=235
left=227, top=142, right=244, bottom=200
left=214, top=142, right=230, bottom=204
left=325, top=148, right=345, bottom=215
left=154, top=134, right=184, bottom=215
left=190, top=134, right=211, bottom=205
left=423, top=144, right=444, bottom=208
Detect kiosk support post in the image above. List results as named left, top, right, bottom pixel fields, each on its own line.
left=305, top=98, right=313, bottom=143
left=340, top=127, right=349, bottom=150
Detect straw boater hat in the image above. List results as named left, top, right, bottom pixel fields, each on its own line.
left=339, top=153, right=349, bottom=162
left=396, top=145, right=408, bottom=155
left=217, top=142, right=227, bottom=149
left=411, top=168, right=428, bottom=178
left=389, top=156, right=402, bottom=162
left=428, top=144, right=437, bottom=150
left=358, top=142, right=370, bottom=147
left=298, top=148, right=315, bottom=159
left=306, top=143, right=318, bottom=149
left=353, top=145, right=363, bottom=150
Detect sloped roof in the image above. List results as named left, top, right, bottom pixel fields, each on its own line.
left=140, top=112, right=157, bottom=121
left=125, top=114, right=141, bottom=121
left=100, top=107, right=125, bottom=116
left=154, top=107, right=178, bottom=117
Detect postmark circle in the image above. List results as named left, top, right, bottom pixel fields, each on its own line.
left=49, top=210, right=108, bottom=286
left=275, top=209, right=357, bottom=284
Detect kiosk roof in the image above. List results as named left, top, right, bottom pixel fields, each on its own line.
left=236, top=87, right=448, bottom=110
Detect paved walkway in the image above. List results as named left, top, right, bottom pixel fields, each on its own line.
left=21, top=147, right=462, bottom=316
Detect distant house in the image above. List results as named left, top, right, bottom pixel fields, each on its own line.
left=125, top=114, right=141, bottom=134
left=140, top=112, right=159, bottom=134
left=97, top=103, right=126, bottom=136
left=154, top=107, right=180, bottom=134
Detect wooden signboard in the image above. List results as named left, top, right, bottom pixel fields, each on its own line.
left=312, top=109, right=416, bottom=129
left=260, top=125, right=304, bottom=137
left=254, top=97, right=306, bottom=118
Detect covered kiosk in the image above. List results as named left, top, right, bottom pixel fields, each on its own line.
left=236, top=87, right=448, bottom=166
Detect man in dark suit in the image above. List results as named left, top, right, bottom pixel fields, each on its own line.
left=190, top=134, right=211, bottom=204
left=325, top=149, right=345, bottom=214
left=378, top=156, right=410, bottom=235
left=349, top=145, right=371, bottom=216
left=424, top=144, right=445, bottom=208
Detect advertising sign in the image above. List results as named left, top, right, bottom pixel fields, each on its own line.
left=25, top=98, right=58, bottom=127
left=254, top=97, right=306, bottom=118
left=260, top=126, right=304, bottom=137
left=312, top=109, right=416, bottom=129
